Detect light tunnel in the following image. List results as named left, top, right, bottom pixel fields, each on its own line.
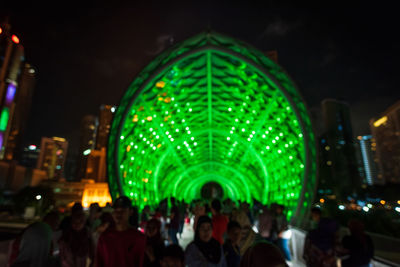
left=108, top=32, right=317, bottom=223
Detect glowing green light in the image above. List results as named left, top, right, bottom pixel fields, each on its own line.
left=0, top=108, right=10, bottom=131
left=108, top=32, right=316, bottom=225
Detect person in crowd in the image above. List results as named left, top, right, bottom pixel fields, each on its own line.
left=185, top=215, right=227, bottom=267
left=341, top=219, right=374, bottom=267
left=193, top=201, right=206, bottom=231
left=59, top=210, right=94, bottom=267
left=160, top=244, right=185, bottom=267
left=222, top=199, right=235, bottom=219
left=230, top=203, right=262, bottom=256
left=240, top=242, right=288, bottom=267
left=231, top=204, right=251, bottom=231
left=178, top=200, right=187, bottom=238
left=309, top=206, right=322, bottom=231
left=153, top=207, right=168, bottom=242
left=257, top=206, right=273, bottom=242
left=10, top=211, right=60, bottom=267
left=303, top=217, right=339, bottom=267
left=59, top=202, right=83, bottom=233
left=168, top=197, right=180, bottom=244
left=144, top=218, right=165, bottom=267
left=238, top=224, right=264, bottom=257
left=86, top=203, right=102, bottom=231
left=211, top=199, right=229, bottom=244
left=95, top=196, right=146, bottom=267
left=92, top=212, right=115, bottom=249
left=153, top=207, right=163, bottom=220
left=223, top=221, right=242, bottom=267
left=240, top=202, right=254, bottom=225
left=273, top=205, right=291, bottom=262
left=129, top=205, right=139, bottom=229
left=141, top=205, right=151, bottom=229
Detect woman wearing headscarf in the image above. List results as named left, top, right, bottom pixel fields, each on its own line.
left=144, top=218, right=165, bottom=267
left=185, top=215, right=227, bottom=267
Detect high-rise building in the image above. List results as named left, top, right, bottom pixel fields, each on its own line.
left=37, top=137, right=68, bottom=179
left=4, top=63, right=36, bottom=161
left=20, top=144, right=40, bottom=168
left=0, top=21, right=35, bottom=161
left=357, top=135, right=381, bottom=185
left=84, top=147, right=107, bottom=183
left=318, top=99, right=360, bottom=199
left=96, top=105, right=115, bottom=150
left=370, top=100, right=400, bottom=184
left=0, top=21, right=29, bottom=159
left=77, top=115, right=98, bottom=180
left=77, top=105, right=115, bottom=182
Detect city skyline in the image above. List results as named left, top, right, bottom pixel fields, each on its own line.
left=2, top=6, right=399, bottom=151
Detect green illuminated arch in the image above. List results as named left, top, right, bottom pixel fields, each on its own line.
left=108, top=32, right=317, bottom=225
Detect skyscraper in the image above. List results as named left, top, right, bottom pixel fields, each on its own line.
left=0, top=21, right=26, bottom=159
left=370, top=100, right=400, bottom=184
left=77, top=115, right=98, bottom=180
left=357, top=135, right=381, bottom=185
left=4, top=63, right=36, bottom=161
left=319, top=99, right=360, bottom=199
left=37, top=137, right=68, bottom=179
left=96, top=104, right=115, bottom=150
left=77, top=105, right=115, bottom=182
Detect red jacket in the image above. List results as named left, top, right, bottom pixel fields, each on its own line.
left=95, top=227, right=146, bottom=267
left=212, top=214, right=229, bottom=244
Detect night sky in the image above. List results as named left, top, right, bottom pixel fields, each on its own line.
left=2, top=5, right=399, bottom=153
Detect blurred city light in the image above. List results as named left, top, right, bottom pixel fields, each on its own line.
left=28, top=145, right=37, bottom=150
left=83, top=149, right=91, bottom=156
left=11, top=35, right=20, bottom=44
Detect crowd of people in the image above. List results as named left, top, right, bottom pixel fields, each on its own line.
left=7, top=196, right=374, bottom=267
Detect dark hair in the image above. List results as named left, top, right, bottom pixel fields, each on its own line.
left=311, top=207, right=322, bottom=215
left=43, top=211, right=60, bottom=223
left=227, top=220, right=241, bottom=232
left=240, top=242, right=287, bottom=267
left=163, top=244, right=184, bottom=262
left=211, top=199, right=221, bottom=212
left=71, top=202, right=83, bottom=214
left=113, top=196, right=132, bottom=208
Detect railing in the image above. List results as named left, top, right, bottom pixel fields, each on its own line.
left=289, top=227, right=400, bottom=267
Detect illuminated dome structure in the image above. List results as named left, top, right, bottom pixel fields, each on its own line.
left=108, top=32, right=316, bottom=224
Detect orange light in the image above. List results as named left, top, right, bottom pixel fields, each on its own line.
left=320, top=198, right=325, bottom=203
left=12, top=35, right=20, bottom=44
left=0, top=27, right=2, bottom=34
left=374, top=116, right=387, bottom=127
left=156, top=81, right=165, bottom=88
left=82, top=184, right=112, bottom=207
left=380, top=200, right=386, bottom=205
